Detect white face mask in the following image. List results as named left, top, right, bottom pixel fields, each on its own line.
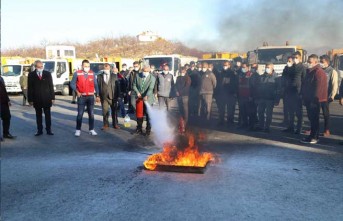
left=83, top=67, right=90, bottom=73
left=223, top=66, right=228, bottom=70
left=163, top=70, right=169, bottom=74
left=181, top=72, right=186, bottom=76
left=104, top=70, right=110, bottom=74
left=242, top=68, right=247, bottom=73
left=202, top=68, right=207, bottom=72
left=198, top=68, right=202, bottom=71
left=307, top=63, right=313, bottom=69
left=236, top=62, right=241, bottom=67
left=287, top=62, right=293, bottom=67
left=265, top=68, right=272, bottom=74
left=191, top=67, right=195, bottom=70
left=37, top=68, right=43, bottom=72
left=134, top=67, right=139, bottom=71
left=294, top=58, right=300, bottom=64
left=122, top=67, right=127, bottom=71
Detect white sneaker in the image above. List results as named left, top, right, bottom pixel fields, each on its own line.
left=89, top=130, right=97, bottom=136
left=75, top=130, right=81, bottom=137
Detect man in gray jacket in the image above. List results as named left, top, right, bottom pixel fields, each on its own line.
left=157, top=64, right=175, bottom=111
left=198, top=62, right=217, bottom=120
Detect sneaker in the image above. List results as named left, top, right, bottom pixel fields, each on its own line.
left=300, top=137, right=318, bottom=144
left=89, top=130, right=97, bottom=136
left=75, top=130, right=81, bottom=137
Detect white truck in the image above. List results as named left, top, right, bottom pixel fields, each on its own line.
left=248, top=44, right=307, bottom=76
left=143, top=54, right=181, bottom=82
left=42, top=45, right=81, bottom=95
left=1, top=64, right=31, bottom=93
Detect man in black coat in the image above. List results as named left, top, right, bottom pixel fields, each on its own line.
left=28, top=60, right=55, bottom=136
left=97, top=63, right=121, bottom=130
left=0, top=74, right=15, bottom=140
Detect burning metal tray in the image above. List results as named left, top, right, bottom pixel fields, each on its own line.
left=148, top=162, right=210, bottom=174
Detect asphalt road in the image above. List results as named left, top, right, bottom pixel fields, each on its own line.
left=1, top=95, right=343, bottom=221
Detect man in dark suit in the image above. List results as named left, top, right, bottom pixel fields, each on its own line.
left=28, top=60, right=55, bottom=136
left=97, top=63, right=121, bottom=130
left=0, top=74, right=15, bottom=140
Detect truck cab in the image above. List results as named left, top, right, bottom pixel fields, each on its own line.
left=1, top=64, right=31, bottom=93
left=248, top=45, right=307, bottom=76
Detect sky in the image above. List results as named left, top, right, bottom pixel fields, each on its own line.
left=1, top=0, right=343, bottom=53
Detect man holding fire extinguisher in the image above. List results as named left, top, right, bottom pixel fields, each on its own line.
left=132, top=65, right=156, bottom=136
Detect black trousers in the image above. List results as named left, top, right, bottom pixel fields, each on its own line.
left=136, top=103, right=151, bottom=131
left=1, top=103, right=11, bottom=135
left=320, top=101, right=330, bottom=131
left=287, top=93, right=303, bottom=131
left=101, top=98, right=118, bottom=127
left=35, top=106, right=51, bottom=133
left=305, top=101, right=320, bottom=139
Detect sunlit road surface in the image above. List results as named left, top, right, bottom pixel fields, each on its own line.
left=1, top=95, right=343, bottom=221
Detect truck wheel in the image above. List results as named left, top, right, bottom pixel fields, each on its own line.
left=62, top=85, right=69, bottom=96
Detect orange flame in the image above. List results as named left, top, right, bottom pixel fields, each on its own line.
left=144, top=134, right=214, bottom=170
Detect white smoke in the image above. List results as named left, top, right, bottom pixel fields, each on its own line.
left=144, top=101, right=175, bottom=147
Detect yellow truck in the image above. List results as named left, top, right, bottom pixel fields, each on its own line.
left=202, top=52, right=246, bottom=60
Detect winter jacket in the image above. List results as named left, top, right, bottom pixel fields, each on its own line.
left=284, top=63, right=306, bottom=95
left=199, top=70, right=217, bottom=95
left=256, top=72, right=279, bottom=102
left=323, top=66, right=339, bottom=100
left=188, top=69, right=201, bottom=90
left=157, top=72, right=175, bottom=97
left=175, top=75, right=191, bottom=96
left=221, top=69, right=238, bottom=96
left=0, top=76, right=10, bottom=105
left=302, top=64, right=328, bottom=104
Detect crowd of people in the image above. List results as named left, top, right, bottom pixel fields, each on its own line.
left=1, top=53, right=342, bottom=145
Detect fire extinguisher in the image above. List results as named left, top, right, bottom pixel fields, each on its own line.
left=136, top=98, right=144, bottom=118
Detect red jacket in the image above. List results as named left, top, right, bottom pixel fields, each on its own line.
left=76, top=70, right=95, bottom=95
left=302, top=64, right=328, bottom=103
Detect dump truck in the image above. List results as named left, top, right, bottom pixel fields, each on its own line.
left=247, top=42, right=307, bottom=76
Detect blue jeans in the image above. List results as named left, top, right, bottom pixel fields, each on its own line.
left=76, top=96, right=95, bottom=130
left=118, top=97, right=126, bottom=117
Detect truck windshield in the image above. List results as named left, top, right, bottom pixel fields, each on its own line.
left=42, top=61, right=55, bottom=73
left=258, top=48, right=295, bottom=64
left=144, top=57, right=173, bottom=71
left=90, top=63, right=106, bottom=75
left=1, top=65, right=22, bottom=76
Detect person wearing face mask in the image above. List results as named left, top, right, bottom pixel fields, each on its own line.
left=255, top=63, right=280, bottom=133
left=280, top=56, right=293, bottom=127
left=238, top=63, right=254, bottom=129
left=301, top=54, right=327, bottom=144
left=70, top=59, right=100, bottom=137
left=118, top=64, right=129, bottom=118
left=156, top=64, right=175, bottom=111
left=318, top=55, right=339, bottom=137
left=19, top=70, right=29, bottom=106
left=132, top=65, right=156, bottom=136
left=198, top=62, right=217, bottom=121
left=249, top=63, right=260, bottom=128
left=28, top=60, right=55, bottom=136
left=175, top=67, right=192, bottom=128
left=97, top=63, right=121, bottom=130
left=127, top=61, right=140, bottom=114
left=188, top=61, right=201, bottom=118
left=283, top=52, right=306, bottom=134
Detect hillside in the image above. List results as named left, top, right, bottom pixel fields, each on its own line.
left=1, top=36, right=204, bottom=59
